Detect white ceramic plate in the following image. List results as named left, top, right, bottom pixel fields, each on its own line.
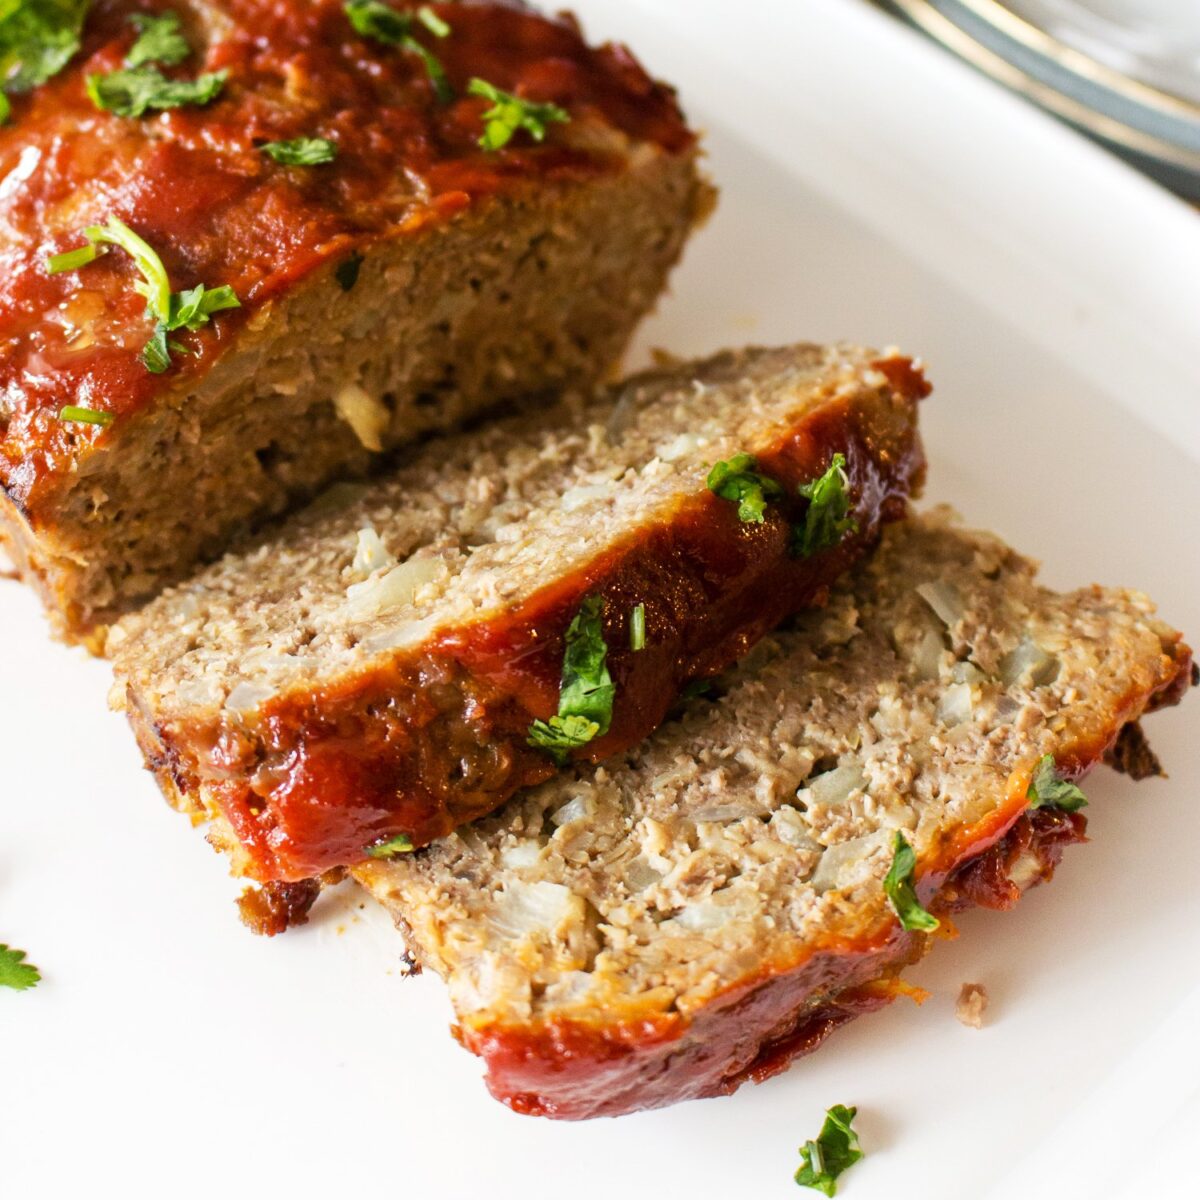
left=3, top=2, right=1199, bottom=1197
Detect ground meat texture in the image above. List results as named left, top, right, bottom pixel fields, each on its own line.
left=0, top=0, right=712, bottom=642
left=108, top=343, right=927, bottom=882
left=355, top=511, right=1192, bottom=1120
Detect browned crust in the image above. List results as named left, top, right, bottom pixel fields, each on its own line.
left=453, top=648, right=1191, bottom=1119
left=129, top=363, right=928, bottom=881
left=1104, top=721, right=1164, bottom=781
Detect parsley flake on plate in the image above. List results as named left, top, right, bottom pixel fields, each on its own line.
left=261, top=136, right=337, bottom=165
left=1027, top=753, right=1088, bottom=812
left=793, top=452, right=857, bottom=558
left=706, top=452, right=784, bottom=524
left=883, top=829, right=940, bottom=932
left=46, top=216, right=240, bottom=373
left=345, top=0, right=453, bottom=102
left=365, top=833, right=415, bottom=858
left=467, top=77, right=569, bottom=151
left=0, top=943, right=41, bottom=991
left=794, top=1104, right=863, bottom=1196
left=125, top=10, right=190, bottom=68
left=528, top=595, right=614, bottom=764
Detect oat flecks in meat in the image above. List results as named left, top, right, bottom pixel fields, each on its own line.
left=110, top=342, right=925, bottom=882
left=956, top=982, right=989, bottom=1029
left=354, top=511, right=1191, bottom=1119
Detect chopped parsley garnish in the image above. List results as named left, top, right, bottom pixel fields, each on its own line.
left=883, top=830, right=939, bottom=932
left=45, top=217, right=240, bottom=373
left=706, top=452, right=784, bottom=524
left=467, top=77, right=569, bottom=150
left=335, top=253, right=363, bottom=291
left=0, top=943, right=41, bottom=991
left=528, top=594, right=614, bottom=764
left=1027, top=754, right=1088, bottom=812
left=345, top=0, right=452, bottom=102
left=0, top=0, right=89, bottom=109
left=365, top=833, right=415, bottom=858
left=630, top=602, right=646, bottom=652
left=58, top=404, right=113, bottom=426
left=416, top=4, right=449, bottom=38
left=46, top=242, right=100, bottom=273
left=125, top=10, right=190, bottom=68
left=793, top=453, right=857, bottom=558
left=794, top=1104, right=863, bottom=1196
left=261, top=136, right=337, bottom=165
left=86, top=64, right=226, bottom=118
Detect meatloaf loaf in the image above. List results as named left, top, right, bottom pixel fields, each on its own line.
left=107, top=343, right=927, bottom=882
left=356, top=509, right=1193, bottom=1119
left=0, top=0, right=712, bottom=642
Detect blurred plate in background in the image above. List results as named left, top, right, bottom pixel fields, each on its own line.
left=890, top=0, right=1200, bottom=196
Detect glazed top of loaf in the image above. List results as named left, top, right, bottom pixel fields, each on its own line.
left=0, top=0, right=693, bottom=506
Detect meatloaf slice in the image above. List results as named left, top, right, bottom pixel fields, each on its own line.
left=108, top=343, right=927, bottom=882
left=355, top=509, right=1193, bottom=1120
left=0, top=0, right=712, bottom=643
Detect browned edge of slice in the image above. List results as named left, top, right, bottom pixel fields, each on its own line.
left=442, top=653, right=1191, bottom=1119
left=127, top=354, right=927, bottom=884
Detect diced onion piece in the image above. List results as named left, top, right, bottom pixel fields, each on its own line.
left=917, top=580, right=964, bottom=627
left=485, top=880, right=579, bottom=942
left=224, top=680, right=276, bottom=714
left=674, top=889, right=755, bottom=932
left=803, top=762, right=868, bottom=807
left=952, top=661, right=985, bottom=685
left=999, top=634, right=1059, bottom=688
left=559, top=483, right=609, bottom=513
left=912, top=628, right=945, bottom=680
left=551, top=794, right=592, bottom=827
left=770, top=805, right=819, bottom=849
left=499, top=843, right=542, bottom=870
left=350, top=526, right=395, bottom=579
left=334, top=383, right=389, bottom=452
left=344, top=555, right=446, bottom=620
left=938, top=681, right=973, bottom=727
left=656, top=431, right=701, bottom=462
left=810, top=829, right=890, bottom=892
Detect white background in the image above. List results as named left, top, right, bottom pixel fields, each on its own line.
left=3, top=2, right=1199, bottom=1196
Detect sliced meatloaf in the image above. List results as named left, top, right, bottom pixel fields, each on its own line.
left=356, top=509, right=1193, bottom=1120
left=107, top=343, right=928, bottom=882
left=0, top=0, right=712, bottom=642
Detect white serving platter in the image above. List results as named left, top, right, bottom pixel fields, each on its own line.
left=3, top=2, right=1199, bottom=1197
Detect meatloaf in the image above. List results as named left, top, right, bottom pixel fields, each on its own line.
left=0, top=0, right=712, bottom=643
left=107, top=343, right=927, bottom=882
left=356, top=509, right=1193, bottom=1119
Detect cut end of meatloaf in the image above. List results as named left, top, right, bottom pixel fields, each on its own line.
left=0, top=0, right=713, bottom=641
left=108, top=343, right=928, bottom=881
left=355, top=509, right=1192, bottom=1120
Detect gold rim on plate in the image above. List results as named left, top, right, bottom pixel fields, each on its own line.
left=891, top=0, right=1200, bottom=174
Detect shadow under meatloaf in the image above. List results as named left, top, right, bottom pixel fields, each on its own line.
left=107, top=343, right=928, bottom=884
left=0, top=0, right=712, bottom=643
left=355, top=510, right=1193, bottom=1120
